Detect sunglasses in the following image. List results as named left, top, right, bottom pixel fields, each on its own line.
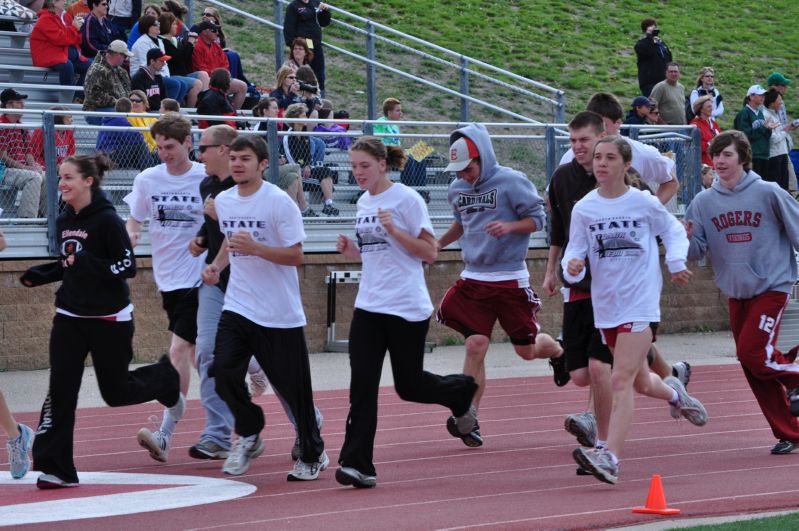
left=130, top=98, right=143, bottom=103
left=202, top=12, right=214, bottom=17
left=198, top=144, right=227, bottom=153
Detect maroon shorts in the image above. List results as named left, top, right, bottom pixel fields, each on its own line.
left=436, top=278, right=541, bottom=345
left=599, top=322, right=658, bottom=349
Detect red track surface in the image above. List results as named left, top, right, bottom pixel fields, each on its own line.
left=3, top=364, right=798, bottom=530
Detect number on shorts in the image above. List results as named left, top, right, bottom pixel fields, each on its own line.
left=758, top=314, right=776, bottom=334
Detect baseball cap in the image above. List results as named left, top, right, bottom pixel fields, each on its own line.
left=107, top=40, right=133, bottom=57
left=767, top=72, right=792, bottom=87
left=632, top=96, right=655, bottom=108
left=191, top=20, right=220, bottom=33
left=444, top=136, right=480, bottom=173
left=146, top=48, right=171, bottom=63
left=1, top=88, right=27, bottom=104
left=747, top=84, right=767, bottom=96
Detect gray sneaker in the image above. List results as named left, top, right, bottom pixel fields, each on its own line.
left=189, top=440, right=229, bottom=460
left=572, top=447, right=618, bottom=485
left=287, top=450, right=329, bottom=481
left=137, top=428, right=170, bottom=463
left=564, top=411, right=597, bottom=447
left=248, top=369, right=269, bottom=397
left=665, top=375, right=708, bottom=426
left=671, top=361, right=692, bottom=388
left=222, top=434, right=265, bottom=476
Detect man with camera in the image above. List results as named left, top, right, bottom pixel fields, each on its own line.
left=191, top=20, right=247, bottom=110
left=634, top=17, right=673, bottom=97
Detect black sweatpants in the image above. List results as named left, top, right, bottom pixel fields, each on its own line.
left=213, top=310, right=324, bottom=463
left=338, top=309, right=475, bottom=477
left=33, top=314, right=180, bottom=483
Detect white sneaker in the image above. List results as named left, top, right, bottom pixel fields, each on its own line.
left=287, top=450, right=329, bottom=481
left=248, top=369, right=269, bottom=397
left=137, top=428, right=170, bottom=463
left=671, top=361, right=692, bottom=388
left=665, top=376, right=708, bottom=426
left=8, top=423, right=34, bottom=479
left=222, top=435, right=265, bottom=476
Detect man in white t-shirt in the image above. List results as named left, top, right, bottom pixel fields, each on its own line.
left=124, top=113, right=207, bottom=463
left=202, top=135, right=328, bottom=481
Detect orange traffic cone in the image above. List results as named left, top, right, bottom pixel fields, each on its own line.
left=632, top=474, right=681, bottom=515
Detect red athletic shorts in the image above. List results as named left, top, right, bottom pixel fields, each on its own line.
left=599, top=322, right=658, bottom=349
left=436, top=278, right=541, bottom=345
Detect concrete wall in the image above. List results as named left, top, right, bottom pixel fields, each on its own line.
left=0, top=250, right=729, bottom=371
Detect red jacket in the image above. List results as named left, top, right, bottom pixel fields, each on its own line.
left=192, top=37, right=229, bottom=75
left=690, top=116, right=722, bottom=167
left=30, top=9, right=83, bottom=68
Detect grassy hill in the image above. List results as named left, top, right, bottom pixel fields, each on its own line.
left=218, top=0, right=799, bottom=129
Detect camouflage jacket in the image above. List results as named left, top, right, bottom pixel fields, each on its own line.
left=83, top=53, right=131, bottom=111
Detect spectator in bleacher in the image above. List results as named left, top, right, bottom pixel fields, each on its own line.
left=126, top=3, right=159, bottom=48
left=30, top=0, right=91, bottom=92
left=282, top=102, right=338, bottom=216
left=130, top=48, right=168, bottom=111
left=646, top=103, right=665, bottom=125
left=622, top=96, right=654, bottom=136
left=634, top=17, right=672, bottom=97
left=191, top=19, right=246, bottom=110
left=131, top=14, right=201, bottom=107
left=649, top=62, right=686, bottom=126
left=295, top=65, right=321, bottom=112
left=159, top=97, right=178, bottom=113
left=767, top=72, right=797, bottom=191
left=269, top=65, right=301, bottom=111
left=83, top=40, right=132, bottom=124
left=67, top=0, right=89, bottom=19
left=373, top=97, right=430, bottom=200
left=160, top=13, right=209, bottom=96
left=277, top=162, right=315, bottom=216
left=106, top=0, right=140, bottom=31
left=283, top=37, right=312, bottom=71
left=283, top=0, right=330, bottom=96
left=689, top=67, right=724, bottom=119
left=252, top=96, right=279, bottom=134
left=79, top=0, right=126, bottom=58
left=30, top=105, right=75, bottom=169
left=95, top=97, right=152, bottom=169
left=160, top=0, right=187, bottom=41
left=734, top=84, right=777, bottom=179
left=314, top=98, right=351, bottom=150
left=0, top=89, right=43, bottom=218
left=690, top=95, right=722, bottom=168
left=199, top=7, right=250, bottom=87
left=127, top=89, right=157, bottom=152
left=196, top=68, right=236, bottom=129
left=764, top=89, right=791, bottom=191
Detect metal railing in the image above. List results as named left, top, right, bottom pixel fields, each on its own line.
left=190, top=0, right=565, bottom=123
left=0, top=109, right=700, bottom=258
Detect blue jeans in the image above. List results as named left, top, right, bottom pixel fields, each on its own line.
left=195, top=283, right=235, bottom=448
left=164, top=76, right=188, bottom=105
left=50, top=46, right=90, bottom=87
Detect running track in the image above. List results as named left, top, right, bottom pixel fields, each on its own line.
left=3, top=364, right=798, bottom=530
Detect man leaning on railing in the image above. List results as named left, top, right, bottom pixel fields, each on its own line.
left=0, top=89, right=44, bottom=218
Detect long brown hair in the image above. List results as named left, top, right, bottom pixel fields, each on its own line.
left=350, top=136, right=406, bottom=171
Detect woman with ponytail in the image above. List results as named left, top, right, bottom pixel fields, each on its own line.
left=334, top=137, right=477, bottom=489
left=20, top=154, right=183, bottom=489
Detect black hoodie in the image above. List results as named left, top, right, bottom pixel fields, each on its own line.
left=21, top=189, right=136, bottom=316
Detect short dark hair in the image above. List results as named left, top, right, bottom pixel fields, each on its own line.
left=138, top=14, right=158, bottom=31
left=115, top=97, right=132, bottom=113
left=764, top=88, right=782, bottom=108
left=209, top=68, right=231, bottom=91
left=569, top=111, right=604, bottom=134
left=640, top=17, right=656, bottom=33
left=382, top=97, right=401, bottom=116
left=708, top=130, right=752, bottom=171
left=230, top=135, right=269, bottom=163
left=586, top=93, right=623, bottom=122
left=150, top=112, right=192, bottom=143
left=666, top=62, right=680, bottom=70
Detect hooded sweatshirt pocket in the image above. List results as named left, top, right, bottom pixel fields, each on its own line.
left=715, top=261, right=767, bottom=299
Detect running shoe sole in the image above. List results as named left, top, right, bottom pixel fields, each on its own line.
left=446, top=417, right=483, bottom=447
left=564, top=415, right=596, bottom=447
left=572, top=448, right=617, bottom=485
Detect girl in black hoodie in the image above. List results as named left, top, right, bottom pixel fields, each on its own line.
left=21, top=154, right=185, bottom=489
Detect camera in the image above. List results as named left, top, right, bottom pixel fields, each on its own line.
left=298, top=82, right=318, bottom=94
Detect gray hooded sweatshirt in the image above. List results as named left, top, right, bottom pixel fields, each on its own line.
left=447, top=123, right=545, bottom=272
left=685, top=170, right=799, bottom=299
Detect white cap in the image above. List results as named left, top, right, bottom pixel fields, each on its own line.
left=747, top=84, right=766, bottom=96
left=444, top=136, right=480, bottom=172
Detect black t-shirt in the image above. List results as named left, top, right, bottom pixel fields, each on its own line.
left=130, top=68, right=166, bottom=111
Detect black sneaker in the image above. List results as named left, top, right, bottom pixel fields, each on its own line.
left=322, top=204, right=339, bottom=216
left=335, top=466, right=377, bottom=488
left=549, top=355, right=570, bottom=387
left=576, top=466, right=592, bottom=475
left=446, top=415, right=483, bottom=447
left=789, top=387, right=799, bottom=416
left=771, top=440, right=798, bottom=454
left=302, top=208, right=319, bottom=218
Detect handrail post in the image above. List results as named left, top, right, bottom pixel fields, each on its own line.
left=267, top=119, right=280, bottom=184
left=687, top=126, right=702, bottom=205
left=555, top=92, right=565, bottom=123
left=186, top=0, right=193, bottom=27
left=545, top=124, right=556, bottom=186
left=366, top=21, right=376, bottom=121
left=274, top=0, right=284, bottom=71
left=459, top=55, right=469, bottom=122
left=41, top=112, right=58, bottom=255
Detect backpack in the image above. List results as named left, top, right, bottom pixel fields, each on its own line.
left=684, top=95, right=695, bottom=123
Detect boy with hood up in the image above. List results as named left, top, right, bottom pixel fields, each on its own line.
left=436, top=123, right=565, bottom=447
left=686, top=130, right=799, bottom=455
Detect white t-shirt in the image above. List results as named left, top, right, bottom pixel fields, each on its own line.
left=354, top=183, right=434, bottom=321
left=123, top=162, right=206, bottom=292
left=560, top=137, right=675, bottom=187
left=215, top=181, right=307, bottom=328
left=561, top=187, right=687, bottom=329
